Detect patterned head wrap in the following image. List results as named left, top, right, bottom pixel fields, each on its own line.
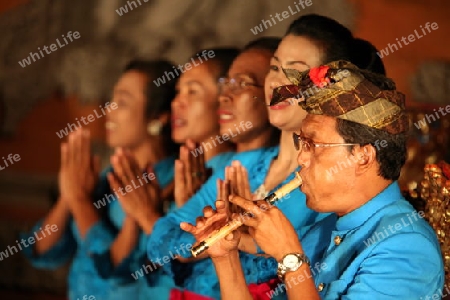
left=270, top=60, right=409, bottom=134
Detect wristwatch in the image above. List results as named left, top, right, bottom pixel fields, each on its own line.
left=277, top=253, right=310, bottom=281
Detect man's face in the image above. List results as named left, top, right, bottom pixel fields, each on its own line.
left=296, top=114, right=358, bottom=214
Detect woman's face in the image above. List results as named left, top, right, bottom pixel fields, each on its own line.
left=171, top=62, right=220, bottom=143
left=106, top=70, right=148, bottom=149
left=218, top=49, right=271, bottom=143
left=265, top=34, right=323, bottom=132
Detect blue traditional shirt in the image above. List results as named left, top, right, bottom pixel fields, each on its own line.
left=288, top=182, right=444, bottom=299
left=147, top=146, right=328, bottom=299
left=22, top=156, right=177, bottom=300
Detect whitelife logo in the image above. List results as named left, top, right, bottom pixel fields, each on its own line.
left=377, top=22, right=438, bottom=58
left=115, top=0, right=148, bottom=16
left=18, top=31, right=81, bottom=68
left=0, top=153, right=21, bottom=171
left=190, top=121, right=253, bottom=157
left=250, top=0, right=313, bottom=35
left=413, top=104, right=450, bottom=129
left=0, top=225, right=58, bottom=261
left=55, top=102, right=118, bottom=139
left=363, top=210, right=425, bottom=247
left=93, top=171, right=157, bottom=209
left=131, top=243, right=192, bottom=280
left=153, top=50, right=215, bottom=87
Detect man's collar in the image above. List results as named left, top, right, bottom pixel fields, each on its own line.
left=335, top=181, right=403, bottom=231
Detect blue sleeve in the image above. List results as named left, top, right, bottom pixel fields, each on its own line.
left=92, top=232, right=145, bottom=285
left=21, top=220, right=76, bottom=270
left=147, top=173, right=221, bottom=278
left=81, top=220, right=117, bottom=254
left=335, top=233, right=444, bottom=300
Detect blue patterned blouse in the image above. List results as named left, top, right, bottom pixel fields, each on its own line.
left=23, top=151, right=235, bottom=300
left=22, top=156, right=178, bottom=300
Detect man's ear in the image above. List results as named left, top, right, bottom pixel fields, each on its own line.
left=353, top=144, right=377, bottom=175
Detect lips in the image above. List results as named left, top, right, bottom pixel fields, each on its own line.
left=171, top=117, right=187, bottom=128
left=269, top=100, right=291, bottom=110
left=217, top=110, right=234, bottom=123
left=267, top=88, right=295, bottom=110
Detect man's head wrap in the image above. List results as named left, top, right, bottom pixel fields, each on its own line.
left=270, top=60, right=409, bottom=134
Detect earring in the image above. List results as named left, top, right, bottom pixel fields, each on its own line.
left=147, top=120, right=163, bottom=136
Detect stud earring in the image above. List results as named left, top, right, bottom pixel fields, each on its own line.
left=147, top=120, right=163, bottom=136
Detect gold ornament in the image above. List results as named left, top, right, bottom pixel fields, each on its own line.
left=408, top=161, right=450, bottom=287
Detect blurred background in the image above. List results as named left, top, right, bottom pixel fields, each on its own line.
left=0, top=0, right=449, bottom=299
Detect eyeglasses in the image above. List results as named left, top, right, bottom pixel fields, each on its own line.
left=292, top=132, right=360, bottom=152
left=218, top=77, right=263, bottom=93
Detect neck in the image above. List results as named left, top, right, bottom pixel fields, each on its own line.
left=273, top=130, right=301, bottom=173
left=337, top=178, right=393, bottom=217
left=236, top=126, right=278, bottom=153
left=127, top=136, right=169, bottom=170
left=259, top=130, right=300, bottom=192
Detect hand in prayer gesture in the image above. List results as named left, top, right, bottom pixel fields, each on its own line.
left=59, top=129, right=100, bottom=206
left=108, top=148, right=161, bottom=234
left=226, top=160, right=252, bottom=215
left=174, top=139, right=211, bottom=207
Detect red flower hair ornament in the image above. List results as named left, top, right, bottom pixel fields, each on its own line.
left=309, top=65, right=330, bottom=87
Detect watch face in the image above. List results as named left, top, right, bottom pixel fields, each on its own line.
left=283, top=254, right=299, bottom=268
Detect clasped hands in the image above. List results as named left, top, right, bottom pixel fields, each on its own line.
left=58, top=128, right=160, bottom=232
left=107, top=148, right=163, bottom=234
left=58, top=129, right=100, bottom=208
left=107, top=139, right=211, bottom=233
left=174, top=139, right=212, bottom=207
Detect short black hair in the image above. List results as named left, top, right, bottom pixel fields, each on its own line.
left=351, top=38, right=386, bottom=75
left=336, top=120, right=407, bottom=180
left=124, top=60, right=176, bottom=120
left=192, top=48, right=240, bottom=80
left=124, top=59, right=177, bottom=154
left=243, top=37, right=281, bottom=53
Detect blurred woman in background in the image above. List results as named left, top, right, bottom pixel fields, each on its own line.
left=23, top=59, right=178, bottom=300
left=146, top=37, right=283, bottom=299
left=100, top=49, right=241, bottom=299
left=168, top=48, right=239, bottom=209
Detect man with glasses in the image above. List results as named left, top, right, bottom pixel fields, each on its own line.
left=185, top=61, right=445, bottom=299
